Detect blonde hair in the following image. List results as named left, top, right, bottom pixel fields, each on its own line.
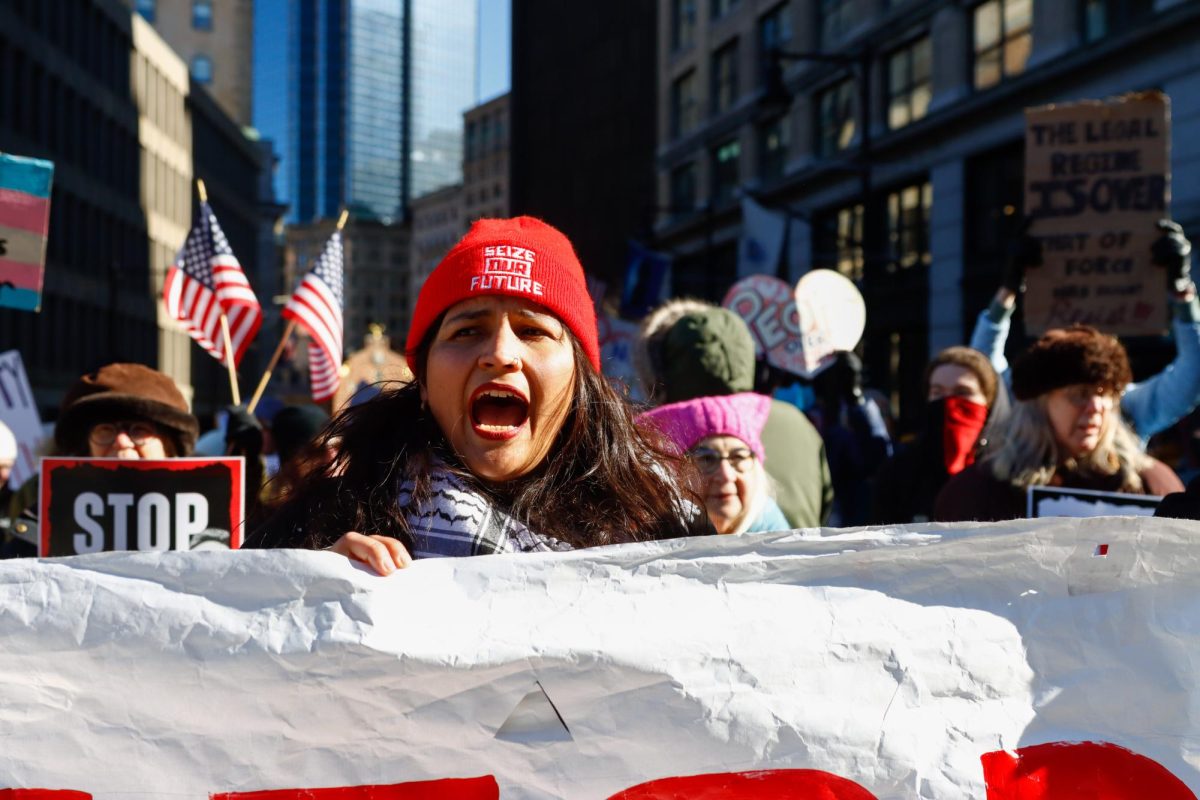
left=983, top=396, right=1147, bottom=491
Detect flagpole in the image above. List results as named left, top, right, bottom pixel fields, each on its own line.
left=219, top=313, right=242, bottom=405
left=247, top=319, right=296, bottom=413
left=198, top=177, right=242, bottom=405
left=246, top=209, right=349, bottom=413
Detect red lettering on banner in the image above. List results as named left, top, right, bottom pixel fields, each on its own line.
left=605, top=769, right=878, bottom=799
left=0, top=792, right=92, bottom=799
left=210, top=776, right=499, bottom=800
left=982, top=741, right=1197, bottom=799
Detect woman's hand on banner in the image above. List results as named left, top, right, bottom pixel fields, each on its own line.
left=328, top=532, right=412, bottom=575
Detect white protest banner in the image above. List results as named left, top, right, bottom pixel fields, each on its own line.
left=722, top=274, right=805, bottom=375
left=0, top=350, right=43, bottom=488
left=1028, top=485, right=1161, bottom=518
left=793, top=269, right=867, bottom=378
left=1, top=517, right=1199, bottom=798
left=38, top=457, right=245, bottom=556
left=1024, top=91, right=1170, bottom=335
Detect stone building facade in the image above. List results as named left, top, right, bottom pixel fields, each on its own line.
left=656, top=0, right=1200, bottom=427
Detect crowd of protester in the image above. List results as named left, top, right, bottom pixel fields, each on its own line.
left=3, top=214, right=1200, bottom=571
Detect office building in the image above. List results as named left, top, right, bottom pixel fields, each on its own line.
left=463, top=92, right=511, bottom=224
left=655, top=0, right=1200, bottom=427
left=0, top=1, right=278, bottom=414
left=510, top=0, right=658, bottom=297
left=407, top=184, right=464, bottom=332
left=129, top=0, right=254, bottom=127
left=258, top=0, right=477, bottom=224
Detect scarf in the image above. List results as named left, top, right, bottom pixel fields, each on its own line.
left=398, top=466, right=573, bottom=559
left=942, top=396, right=989, bottom=475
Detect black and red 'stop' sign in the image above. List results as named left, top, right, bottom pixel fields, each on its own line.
left=38, top=457, right=245, bottom=557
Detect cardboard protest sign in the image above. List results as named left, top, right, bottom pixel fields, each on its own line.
left=2, top=517, right=1200, bottom=797
left=1028, top=485, right=1161, bottom=518
left=793, top=269, right=866, bottom=378
left=1024, top=92, right=1170, bottom=335
left=0, top=153, right=54, bottom=312
left=722, top=275, right=805, bottom=375
left=38, top=457, right=244, bottom=556
left=0, top=350, right=42, bottom=488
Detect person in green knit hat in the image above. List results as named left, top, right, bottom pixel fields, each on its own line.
left=635, top=299, right=833, bottom=528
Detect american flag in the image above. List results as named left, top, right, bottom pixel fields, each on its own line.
left=283, top=230, right=344, bottom=402
left=163, top=201, right=262, bottom=366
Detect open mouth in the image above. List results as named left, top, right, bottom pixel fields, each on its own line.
left=470, top=384, right=530, bottom=440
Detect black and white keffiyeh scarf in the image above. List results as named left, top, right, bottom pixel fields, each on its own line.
left=398, top=467, right=573, bottom=558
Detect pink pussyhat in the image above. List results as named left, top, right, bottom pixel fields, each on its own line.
left=637, top=392, right=772, bottom=460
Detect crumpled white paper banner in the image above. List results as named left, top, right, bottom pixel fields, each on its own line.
left=0, top=516, right=1198, bottom=798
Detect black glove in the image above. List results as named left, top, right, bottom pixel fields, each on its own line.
left=224, top=405, right=263, bottom=457
left=1001, top=218, right=1042, bottom=294
left=1152, top=219, right=1193, bottom=294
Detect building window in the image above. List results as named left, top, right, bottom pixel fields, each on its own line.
left=670, top=71, right=698, bottom=139
left=465, top=121, right=477, bottom=160
left=712, top=0, right=740, bottom=20
left=670, top=162, right=697, bottom=215
left=758, top=115, right=789, bottom=181
left=973, top=0, right=1032, bottom=90
left=887, top=37, right=932, bottom=130
left=1083, top=0, right=1154, bottom=41
left=835, top=204, right=865, bottom=281
left=887, top=181, right=933, bottom=271
left=671, top=0, right=697, bottom=51
left=191, top=54, right=213, bottom=84
left=136, top=0, right=155, bottom=22
left=815, top=203, right=864, bottom=280
left=817, top=78, right=857, bottom=157
left=711, top=39, right=738, bottom=116
left=820, top=0, right=854, bottom=47
left=711, top=139, right=741, bottom=206
left=193, top=0, right=213, bottom=30
left=757, top=2, right=792, bottom=87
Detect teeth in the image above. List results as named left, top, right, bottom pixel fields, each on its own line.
left=480, top=389, right=521, bottom=400
left=478, top=423, right=519, bottom=432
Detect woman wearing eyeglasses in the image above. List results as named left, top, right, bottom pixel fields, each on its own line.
left=933, top=325, right=1183, bottom=522
left=638, top=393, right=789, bottom=535
left=3, top=363, right=200, bottom=557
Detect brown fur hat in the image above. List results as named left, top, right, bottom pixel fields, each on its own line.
left=56, top=363, right=199, bottom=456
left=925, top=346, right=999, bottom=408
left=1010, top=325, right=1132, bottom=401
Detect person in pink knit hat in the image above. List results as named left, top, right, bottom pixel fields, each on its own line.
left=638, top=393, right=790, bottom=535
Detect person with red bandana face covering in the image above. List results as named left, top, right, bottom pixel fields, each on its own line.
left=934, top=326, right=1183, bottom=523
left=246, top=217, right=702, bottom=572
left=871, top=347, right=1007, bottom=524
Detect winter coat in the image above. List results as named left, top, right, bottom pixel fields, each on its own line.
left=744, top=496, right=791, bottom=534
left=970, top=297, right=1200, bottom=445
left=872, top=392, right=1012, bottom=525
left=761, top=400, right=835, bottom=528
left=933, top=458, right=1184, bottom=523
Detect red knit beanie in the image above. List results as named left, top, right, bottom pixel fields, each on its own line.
left=406, top=216, right=600, bottom=370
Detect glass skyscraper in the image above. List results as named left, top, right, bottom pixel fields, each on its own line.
left=255, top=0, right=478, bottom=223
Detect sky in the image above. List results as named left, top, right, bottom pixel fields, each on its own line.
left=477, top=0, right=511, bottom=102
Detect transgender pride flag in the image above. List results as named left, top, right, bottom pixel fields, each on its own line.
left=0, top=154, right=54, bottom=312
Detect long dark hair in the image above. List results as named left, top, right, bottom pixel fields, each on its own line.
left=248, top=326, right=694, bottom=551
